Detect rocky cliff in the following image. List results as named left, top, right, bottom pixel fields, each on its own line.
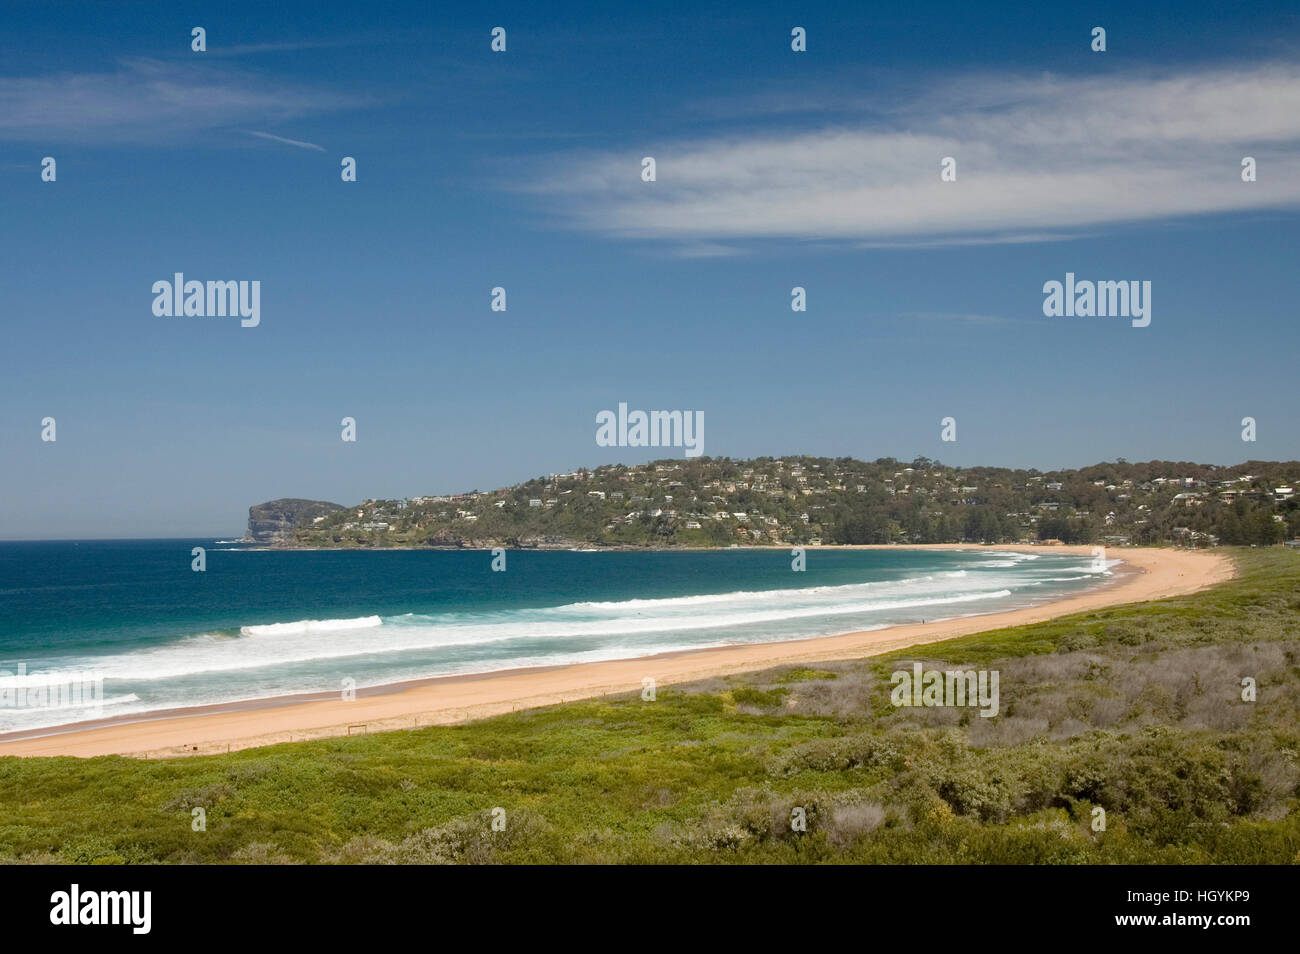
left=245, top=498, right=345, bottom=544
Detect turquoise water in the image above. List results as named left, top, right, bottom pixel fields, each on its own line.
left=0, top=541, right=1116, bottom=732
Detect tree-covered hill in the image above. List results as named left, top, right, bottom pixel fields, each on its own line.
left=264, top=456, right=1300, bottom=549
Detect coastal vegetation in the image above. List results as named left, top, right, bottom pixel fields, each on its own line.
left=263, top=456, right=1300, bottom=550
left=0, top=548, right=1296, bottom=864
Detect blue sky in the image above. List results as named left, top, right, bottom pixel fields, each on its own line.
left=3, top=0, right=1299, bottom=538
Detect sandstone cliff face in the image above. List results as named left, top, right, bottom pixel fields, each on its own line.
left=245, top=499, right=344, bottom=544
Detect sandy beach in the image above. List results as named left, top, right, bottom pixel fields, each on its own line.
left=0, top=545, right=1233, bottom=759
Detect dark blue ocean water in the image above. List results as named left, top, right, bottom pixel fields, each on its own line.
left=0, top=540, right=1114, bottom=732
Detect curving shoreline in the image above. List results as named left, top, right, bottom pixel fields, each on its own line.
left=0, top=545, right=1234, bottom=759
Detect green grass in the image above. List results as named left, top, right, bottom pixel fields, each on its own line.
left=1, top=548, right=1297, bottom=864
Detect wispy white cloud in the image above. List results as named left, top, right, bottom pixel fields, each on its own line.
left=667, top=242, right=745, bottom=259
left=206, top=39, right=366, bottom=57
left=857, top=231, right=1099, bottom=249
left=243, top=130, right=325, bottom=151
left=0, top=58, right=365, bottom=144
left=521, top=63, right=1300, bottom=247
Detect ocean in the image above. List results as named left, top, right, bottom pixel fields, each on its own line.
left=0, top=541, right=1117, bottom=733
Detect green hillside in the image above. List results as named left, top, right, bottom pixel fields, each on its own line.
left=272, top=456, right=1300, bottom=550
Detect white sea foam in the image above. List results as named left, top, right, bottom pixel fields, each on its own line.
left=240, top=615, right=382, bottom=637
left=564, top=571, right=986, bottom=613
left=52, top=586, right=1017, bottom=684
left=2, top=552, right=1120, bottom=732
left=34, top=692, right=140, bottom=712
